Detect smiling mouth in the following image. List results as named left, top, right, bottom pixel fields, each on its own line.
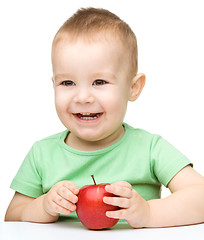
left=74, top=112, right=103, bottom=120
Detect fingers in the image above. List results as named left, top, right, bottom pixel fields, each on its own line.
left=54, top=181, right=79, bottom=213
left=105, top=182, right=133, bottom=198
left=57, top=185, right=78, bottom=204
left=61, top=181, right=80, bottom=195
left=111, top=181, right=132, bottom=189
left=106, top=209, right=128, bottom=219
left=54, top=191, right=77, bottom=212
left=45, top=181, right=80, bottom=216
left=50, top=201, right=72, bottom=216
left=103, top=181, right=136, bottom=221
left=103, top=196, right=130, bottom=208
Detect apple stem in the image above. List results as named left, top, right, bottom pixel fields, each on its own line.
left=91, top=175, right=97, bottom=185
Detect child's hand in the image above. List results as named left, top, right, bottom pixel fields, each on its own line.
left=103, top=181, right=150, bottom=228
left=43, top=181, right=79, bottom=217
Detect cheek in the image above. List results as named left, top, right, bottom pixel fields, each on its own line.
left=101, top=90, right=128, bottom=115
left=54, top=90, right=70, bottom=114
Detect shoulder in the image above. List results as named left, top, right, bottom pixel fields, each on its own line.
left=124, top=123, right=159, bottom=144
left=125, top=124, right=179, bottom=155
left=32, top=130, right=68, bottom=151
left=38, top=130, right=68, bottom=141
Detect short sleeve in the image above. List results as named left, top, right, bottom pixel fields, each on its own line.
left=150, top=135, right=193, bottom=187
left=10, top=143, right=44, bottom=198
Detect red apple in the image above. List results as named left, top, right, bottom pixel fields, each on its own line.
left=76, top=175, right=119, bottom=229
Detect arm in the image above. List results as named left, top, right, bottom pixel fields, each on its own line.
left=147, top=165, right=204, bottom=227
left=5, top=181, right=79, bottom=223
left=103, top=166, right=204, bottom=228
left=5, top=192, right=59, bottom=223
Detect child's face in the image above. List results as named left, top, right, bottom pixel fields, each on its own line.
left=52, top=37, right=141, bottom=149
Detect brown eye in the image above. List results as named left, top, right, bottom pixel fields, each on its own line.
left=62, top=81, right=75, bottom=86
left=93, top=80, right=107, bottom=86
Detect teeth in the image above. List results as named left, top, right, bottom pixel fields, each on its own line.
left=80, top=113, right=91, bottom=116
left=76, top=113, right=101, bottom=120
left=81, top=116, right=97, bottom=120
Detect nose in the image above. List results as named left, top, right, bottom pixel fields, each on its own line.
left=73, top=87, right=95, bottom=104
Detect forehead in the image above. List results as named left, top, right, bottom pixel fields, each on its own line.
left=51, top=30, right=134, bottom=80
left=52, top=33, right=128, bottom=66
left=52, top=35, right=132, bottom=82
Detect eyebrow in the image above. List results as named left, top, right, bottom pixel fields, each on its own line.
left=54, top=74, right=73, bottom=81
left=54, top=72, right=117, bottom=81
left=92, top=72, right=117, bottom=80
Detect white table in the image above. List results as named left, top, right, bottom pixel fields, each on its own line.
left=1, top=222, right=204, bottom=240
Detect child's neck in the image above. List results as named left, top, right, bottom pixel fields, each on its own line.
left=65, top=125, right=125, bottom=151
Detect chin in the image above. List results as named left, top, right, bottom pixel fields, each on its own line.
left=78, top=134, right=102, bottom=142
left=76, top=129, right=108, bottom=143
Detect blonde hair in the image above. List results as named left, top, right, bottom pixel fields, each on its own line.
left=52, top=8, right=138, bottom=75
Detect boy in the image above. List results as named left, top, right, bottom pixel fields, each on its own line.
left=5, top=8, right=204, bottom=228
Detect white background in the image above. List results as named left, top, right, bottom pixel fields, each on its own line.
left=0, top=0, right=203, bottom=222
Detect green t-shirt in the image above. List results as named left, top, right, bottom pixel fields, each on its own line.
left=10, top=123, right=192, bottom=222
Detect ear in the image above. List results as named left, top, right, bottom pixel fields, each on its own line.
left=129, top=73, right=146, bottom=102
left=52, top=77, right=55, bottom=88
